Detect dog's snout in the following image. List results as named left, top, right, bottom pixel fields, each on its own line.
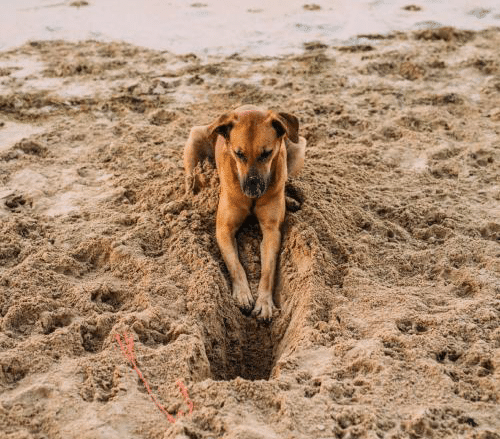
left=242, top=174, right=266, bottom=198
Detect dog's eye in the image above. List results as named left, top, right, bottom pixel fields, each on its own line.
left=259, top=150, right=272, bottom=161
left=234, top=150, right=246, bottom=161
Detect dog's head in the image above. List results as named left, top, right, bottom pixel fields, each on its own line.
left=208, top=105, right=299, bottom=198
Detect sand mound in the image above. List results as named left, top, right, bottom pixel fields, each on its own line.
left=0, top=27, right=499, bottom=438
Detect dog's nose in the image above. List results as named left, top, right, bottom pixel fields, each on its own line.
left=243, top=176, right=265, bottom=198
left=247, top=177, right=259, bottom=190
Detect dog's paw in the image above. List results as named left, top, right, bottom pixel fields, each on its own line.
left=232, top=283, right=255, bottom=314
left=252, top=295, right=276, bottom=322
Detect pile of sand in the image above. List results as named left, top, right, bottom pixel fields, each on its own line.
left=0, top=26, right=499, bottom=438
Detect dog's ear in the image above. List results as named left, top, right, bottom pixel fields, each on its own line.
left=208, top=112, right=235, bottom=140
left=271, top=112, right=299, bottom=143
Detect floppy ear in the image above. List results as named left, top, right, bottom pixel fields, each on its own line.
left=208, top=112, right=235, bottom=140
left=271, top=112, right=299, bottom=143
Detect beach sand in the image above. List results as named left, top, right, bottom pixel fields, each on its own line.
left=0, top=26, right=499, bottom=438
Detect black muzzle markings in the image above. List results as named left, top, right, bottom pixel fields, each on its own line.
left=241, top=168, right=269, bottom=198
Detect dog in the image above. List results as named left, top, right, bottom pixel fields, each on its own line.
left=183, top=105, right=306, bottom=321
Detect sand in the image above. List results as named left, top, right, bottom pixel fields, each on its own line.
left=3, top=1, right=500, bottom=56
left=0, top=26, right=499, bottom=439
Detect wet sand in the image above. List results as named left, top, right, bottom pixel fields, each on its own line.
left=0, top=26, right=499, bottom=438
left=2, top=1, right=500, bottom=55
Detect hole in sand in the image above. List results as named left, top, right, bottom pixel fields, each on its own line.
left=213, top=317, right=274, bottom=381
left=186, top=168, right=334, bottom=383
left=207, top=215, right=277, bottom=381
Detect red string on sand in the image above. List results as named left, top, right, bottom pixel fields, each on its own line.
left=114, top=332, right=194, bottom=424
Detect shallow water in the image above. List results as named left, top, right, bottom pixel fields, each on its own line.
left=1, top=0, right=499, bottom=55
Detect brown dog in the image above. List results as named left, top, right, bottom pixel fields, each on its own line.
left=183, top=105, right=306, bottom=320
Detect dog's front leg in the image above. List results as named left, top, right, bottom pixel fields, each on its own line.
left=216, top=196, right=254, bottom=313
left=252, top=202, right=284, bottom=321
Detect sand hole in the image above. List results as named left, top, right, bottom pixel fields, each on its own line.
left=192, top=180, right=317, bottom=382
left=207, top=215, right=278, bottom=381
left=214, top=317, right=275, bottom=381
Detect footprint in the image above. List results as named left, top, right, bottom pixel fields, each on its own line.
left=14, top=139, right=47, bottom=156
left=396, top=318, right=428, bottom=334
left=90, top=284, right=123, bottom=312
left=131, top=319, right=173, bottom=348
left=80, top=318, right=113, bottom=353
left=0, top=356, right=27, bottom=384
left=479, top=222, right=500, bottom=242
left=39, top=310, right=73, bottom=334
left=435, top=349, right=461, bottom=363
left=5, top=194, right=31, bottom=211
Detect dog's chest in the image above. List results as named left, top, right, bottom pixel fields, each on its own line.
left=249, top=198, right=257, bottom=214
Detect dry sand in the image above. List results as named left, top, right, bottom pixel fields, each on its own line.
left=0, top=26, right=499, bottom=439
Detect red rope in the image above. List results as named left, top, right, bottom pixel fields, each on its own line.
left=115, top=332, right=194, bottom=424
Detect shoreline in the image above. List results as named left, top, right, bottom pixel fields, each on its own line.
left=2, top=1, right=500, bottom=55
